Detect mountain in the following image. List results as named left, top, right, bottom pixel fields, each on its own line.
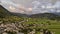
left=0, top=5, right=28, bottom=17
left=0, top=5, right=60, bottom=19
left=0, top=5, right=12, bottom=18
left=29, top=13, right=60, bottom=20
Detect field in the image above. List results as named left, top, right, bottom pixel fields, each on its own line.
left=23, top=17, right=60, bottom=34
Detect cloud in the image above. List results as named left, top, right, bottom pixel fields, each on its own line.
left=32, top=0, right=60, bottom=14
left=9, top=6, right=16, bottom=11
left=0, top=0, right=32, bottom=14
left=0, top=0, right=60, bottom=15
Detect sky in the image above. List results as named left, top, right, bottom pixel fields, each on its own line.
left=0, top=0, right=32, bottom=8
left=32, top=0, right=60, bottom=14
left=0, top=0, right=60, bottom=15
left=0, top=0, right=33, bottom=14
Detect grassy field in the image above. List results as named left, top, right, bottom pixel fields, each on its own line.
left=18, top=17, right=60, bottom=34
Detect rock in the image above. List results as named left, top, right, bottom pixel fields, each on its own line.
left=2, top=32, right=8, bottom=34
left=28, top=29, right=35, bottom=34
left=17, top=32, right=24, bottom=34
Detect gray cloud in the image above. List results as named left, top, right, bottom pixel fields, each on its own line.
left=32, top=0, right=60, bottom=14
left=0, top=0, right=32, bottom=14
left=0, top=0, right=60, bottom=15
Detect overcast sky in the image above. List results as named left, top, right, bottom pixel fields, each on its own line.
left=0, top=0, right=32, bottom=7
left=0, top=0, right=33, bottom=14
left=0, top=0, right=60, bottom=15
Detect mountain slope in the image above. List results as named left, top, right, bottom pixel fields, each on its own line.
left=29, top=13, right=60, bottom=20
left=0, top=5, right=24, bottom=23
left=0, top=5, right=28, bottom=17
left=0, top=5, right=12, bottom=18
left=30, top=13, right=58, bottom=17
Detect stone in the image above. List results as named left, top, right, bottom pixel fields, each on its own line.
left=3, top=32, right=8, bottom=34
